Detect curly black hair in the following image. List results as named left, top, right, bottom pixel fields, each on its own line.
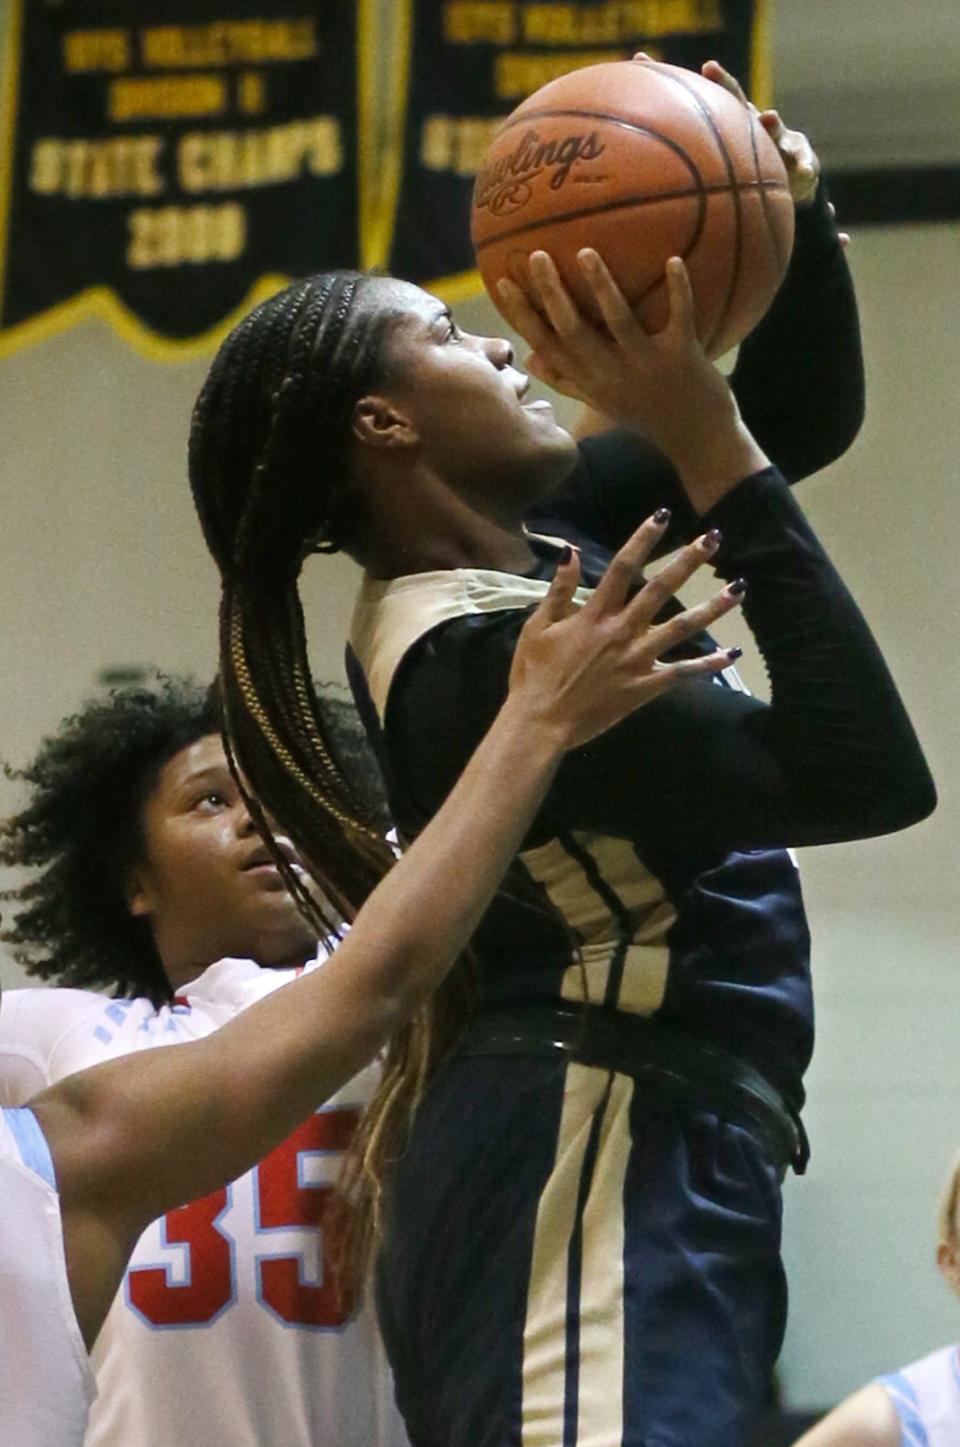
left=0, top=677, right=388, bottom=1005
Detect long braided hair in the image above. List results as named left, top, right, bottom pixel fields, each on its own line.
left=189, top=271, right=471, bottom=1286
left=190, top=272, right=399, bottom=928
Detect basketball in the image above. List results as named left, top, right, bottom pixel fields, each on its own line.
left=471, top=60, right=795, bottom=358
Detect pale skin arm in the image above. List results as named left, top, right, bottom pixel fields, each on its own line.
left=792, top=1384, right=903, bottom=1447
left=26, top=522, right=745, bottom=1349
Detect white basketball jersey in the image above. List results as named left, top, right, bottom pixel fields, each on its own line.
left=878, top=1343, right=960, bottom=1446
left=0, top=1107, right=97, bottom=1447
left=0, top=959, right=408, bottom=1447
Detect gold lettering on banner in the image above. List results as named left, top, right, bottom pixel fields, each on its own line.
left=178, top=119, right=342, bottom=192
left=520, top=0, right=721, bottom=45
left=444, top=2, right=518, bottom=44
left=141, top=21, right=318, bottom=69
left=29, top=137, right=165, bottom=200
left=420, top=115, right=505, bottom=175
left=495, top=49, right=628, bottom=98
left=237, top=71, right=267, bottom=114
left=109, top=75, right=228, bottom=123
left=63, top=29, right=131, bottom=73
left=127, top=203, right=248, bottom=269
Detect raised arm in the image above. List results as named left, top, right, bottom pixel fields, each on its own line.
left=549, top=465, right=935, bottom=851
left=709, top=60, right=864, bottom=481
left=730, top=182, right=863, bottom=482
left=24, top=532, right=741, bottom=1348
left=419, top=256, right=934, bottom=854
left=554, top=174, right=861, bottom=545
left=539, top=61, right=862, bottom=550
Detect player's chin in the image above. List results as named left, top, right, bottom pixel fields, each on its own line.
left=525, top=423, right=579, bottom=486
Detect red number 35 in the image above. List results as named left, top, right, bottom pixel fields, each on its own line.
left=126, top=1108, right=358, bottom=1330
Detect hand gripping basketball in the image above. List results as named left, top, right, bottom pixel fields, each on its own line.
left=497, top=250, right=739, bottom=465
left=472, top=58, right=795, bottom=358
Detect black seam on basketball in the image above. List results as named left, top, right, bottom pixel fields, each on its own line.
left=746, top=106, right=789, bottom=274
left=747, top=106, right=775, bottom=247
left=641, top=64, right=743, bottom=352
left=473, top=180, right=789, bottom=253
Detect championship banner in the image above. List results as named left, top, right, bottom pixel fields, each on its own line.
left=379, top=0, right=769, bottom=297
left=0, top=2, right=369, bottom=360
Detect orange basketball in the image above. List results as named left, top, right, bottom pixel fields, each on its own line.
left=471, top=60, right=794, bottom=358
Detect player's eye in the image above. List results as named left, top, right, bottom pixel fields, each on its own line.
left=192, top=790, right=229, bottom=812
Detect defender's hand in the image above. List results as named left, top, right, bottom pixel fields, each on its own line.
left=510, top=513, right=746, bottom=750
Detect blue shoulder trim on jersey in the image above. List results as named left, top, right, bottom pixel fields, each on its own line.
left=2, top=1105, right=57, bottom=1190
left=876, top=1371, right=928, bottom=1447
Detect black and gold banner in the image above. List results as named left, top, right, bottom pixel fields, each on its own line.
left=379, top=0, right=769, bottom=297
left=0, top=2, right=367, bottom=359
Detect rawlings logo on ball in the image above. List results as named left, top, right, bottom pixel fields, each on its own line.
left=474, top=128, right=605, bottom=216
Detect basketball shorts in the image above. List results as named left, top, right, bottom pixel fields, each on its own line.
left=376, top=1053, right=787, bottom=1447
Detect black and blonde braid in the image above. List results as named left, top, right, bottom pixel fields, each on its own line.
left=190, top=271, right=475, bottom=1295
left=190, top=272, right=400, bottom=933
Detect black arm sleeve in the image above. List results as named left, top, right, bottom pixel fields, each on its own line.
left=539, top=185, right=865, bottom=554
left=730, top=183, right=865, bottom=482
left=389, top=469, right=934, bottom=857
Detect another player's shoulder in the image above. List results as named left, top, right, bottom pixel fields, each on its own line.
left=795, top=1382, right=902, bottom=1446
left=892, top=1339, right=960, bottom=1390
left=0, top=986, right=127, bottom=1104
left=570, top=428, right=670, bottom=505
left=880, top=1342, right=960, bottom=1432
left=0, top=986, right=113, bottom=1049
left=574, top=426, right=658, bottom=474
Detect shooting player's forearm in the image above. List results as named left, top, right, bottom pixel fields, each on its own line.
left=700, top=467, right=935, bottom=839
left=667, top=419, right=771, bottom=516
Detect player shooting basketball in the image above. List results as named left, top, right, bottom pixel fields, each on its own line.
left=0, top=538, right=735, bottom=1447
left=185, top=62, right=935, bottom=1447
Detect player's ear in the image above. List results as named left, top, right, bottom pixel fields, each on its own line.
left=124, top=863, right=155, bottom=919
left=351, top=395, right=420, bottom=451
left=936, top=1241, right=960, bottom=1295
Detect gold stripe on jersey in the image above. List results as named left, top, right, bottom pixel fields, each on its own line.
left=349, top=559, right=590, bottom=721
left=521, top=1064, right=633, bottom=1446
left=520, top=831, right=676, bottom=1014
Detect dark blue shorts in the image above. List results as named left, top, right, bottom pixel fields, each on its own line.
left=376, top=1054, right=787, bottom=1447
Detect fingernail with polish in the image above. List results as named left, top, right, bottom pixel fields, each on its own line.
left=727, top=577, right=747, bottom=596
left=703, top=528, right=722, bottom=551
left=726, top=647, right=743, bottom=662
left=558, top=545, right=572, bottom=565
left=653, top=507, right=671, bottom=525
